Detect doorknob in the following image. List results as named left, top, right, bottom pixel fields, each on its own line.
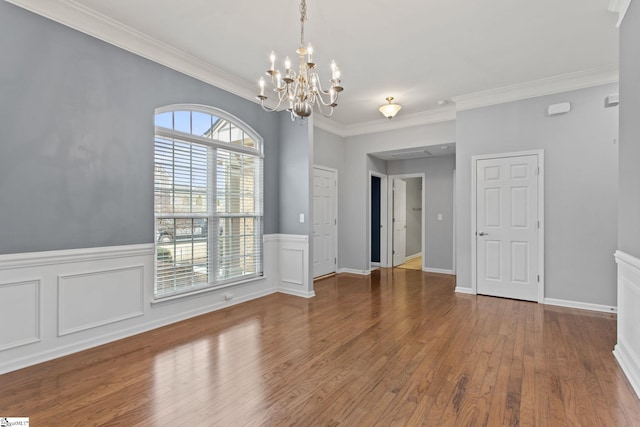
left=478, top=231, right=488, bottom=236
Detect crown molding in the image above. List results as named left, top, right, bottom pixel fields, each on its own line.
left=4, top=0, right=259, bottom=103
left=609, top=0, right=632, bottom=27
left=5, top=0, right=622, bottom=137
left=314, top=107, right=457, bottom=138
left=452, top=65, right=619, bottom=112
left=313, top=115, right=347, bottom=137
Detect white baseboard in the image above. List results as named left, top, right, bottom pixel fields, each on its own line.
left=543, top=298, right=617, bottom=314
left=278, top=288, right=316, bottom=299
left=614, top=341, right=640, bottom=399
left=423, top=267, right=455, bottom=275
left=337, top=268, right=371, bottom=276
left=453, top=287, right=617, bottom=313
left=406, top=252, right=422, bottom=261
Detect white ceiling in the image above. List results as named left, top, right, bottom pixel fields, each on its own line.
left=10, top=0, right=620, bottom=132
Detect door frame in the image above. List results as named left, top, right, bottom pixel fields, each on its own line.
left=313, top=164, right=339, bottom=277
left=369, top=171, right=388, bottom=269
left=453, top=169, right=456, bottom=274
left=387, top=173, right=426, bottom=270
left=471, top=150, right=545, bottom=302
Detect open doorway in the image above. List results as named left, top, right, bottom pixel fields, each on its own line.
left=370, top=172, right=388, bottom=269
left=367, top=146, right=456, bottom=276
left=389, top=174, right=425, bottom=271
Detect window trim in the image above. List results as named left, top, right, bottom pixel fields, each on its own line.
left=155, top=104, right=263, bottom=155
left=153, top=104, right=264, bottom=301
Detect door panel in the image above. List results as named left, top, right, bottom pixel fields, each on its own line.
left=476, top=155, right=538, bottom=301
left=313, top=167, right=337, bottom=278
left=393, top=178, right=407, bottom=266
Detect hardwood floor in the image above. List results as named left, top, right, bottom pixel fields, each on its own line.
left=397, top=256, right=423, bottom=270
left=1, top=269, right=639, bottom=426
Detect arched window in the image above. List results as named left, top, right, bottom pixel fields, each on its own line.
left=154, top=105, right=263, bottom=299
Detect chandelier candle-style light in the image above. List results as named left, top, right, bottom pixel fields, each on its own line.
left=256, top=0, right=343, bottom=120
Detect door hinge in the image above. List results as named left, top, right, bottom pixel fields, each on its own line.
left=537, top=220, right=540, bottom=229
left=537, top=275, right=540, bottom=282
left=335, top=219, right=337, bottom=225
left=536, top=166, right=540, bottom=175
left=335, top=258, right=337, bottom=264
left=392, top=250, right=395, bottom=254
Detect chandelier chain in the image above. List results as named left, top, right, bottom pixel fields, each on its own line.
left=299, top=0, right=307, bottom=46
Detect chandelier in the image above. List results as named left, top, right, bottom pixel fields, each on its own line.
left=256, top=0, right=343, bottom=120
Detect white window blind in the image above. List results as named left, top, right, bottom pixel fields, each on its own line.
left=154, top=106, right=263, bottom=299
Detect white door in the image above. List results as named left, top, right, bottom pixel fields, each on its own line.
left=476, top=154, right=539, bottom=301
left=393, top=178, right=407, bottom=266
left=313, top=167, right=337, bottom=278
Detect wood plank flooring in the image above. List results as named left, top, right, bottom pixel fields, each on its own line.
left=1, top=269, right=639, bottom=426
left=397, top=256, right=423, bottom=270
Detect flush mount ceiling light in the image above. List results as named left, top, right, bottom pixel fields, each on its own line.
left=256, top=0, right=343, bottom=120
left=379, top=97, right=402, bottom=119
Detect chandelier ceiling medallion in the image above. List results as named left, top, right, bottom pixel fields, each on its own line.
left=257, top=0, right=343, bottom=120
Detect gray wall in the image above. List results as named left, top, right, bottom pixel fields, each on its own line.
left=342, top=121, right=456, bottom=271
left=619, top=1, right=640, bottom=258
left=388, top=155, right=455, bottom=271
left=367, top=155, right=388, bottom=176
left=404, top=178, right=422, bottom=257
left=278, top=116, right=311, bottom=235
left=313, top=127, right=344, bottom=171
left=0, top=1, right=281, bottom=254
left=456, top=83, right=619, bottom=306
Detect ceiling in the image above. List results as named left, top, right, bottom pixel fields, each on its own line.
left=9, top=0, right=620, bottom=133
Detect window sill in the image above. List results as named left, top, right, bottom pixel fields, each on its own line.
left=150, top=274, right=266, bottom=305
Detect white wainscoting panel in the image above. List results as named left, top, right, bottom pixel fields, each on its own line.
left=277, top=234, right=314, bottom=298
left=0, top=279, right=40, bottom=351
left=0, top=235, right=310, bottom=374
left=58, top=266, right=144, bottom=336
left=281, top=248, right=304, bottom=285
left=614, top=250, right=640, bottom=399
